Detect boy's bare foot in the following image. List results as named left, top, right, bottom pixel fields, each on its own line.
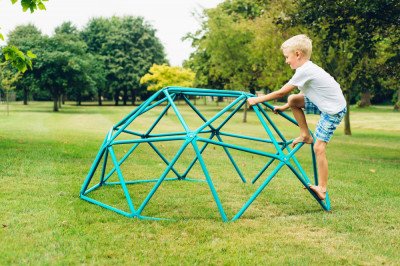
left=307, top=183, right=326, bottom=200
left=292, top=135, right=314, bottom=148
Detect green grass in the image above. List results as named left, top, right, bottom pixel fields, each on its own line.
left=1, top=100, right=399, bottom=264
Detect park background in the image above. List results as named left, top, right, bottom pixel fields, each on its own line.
left=1, top=0, right=399, bottom=264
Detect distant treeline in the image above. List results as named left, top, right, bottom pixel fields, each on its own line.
left=1, top=16, right=167, bottom=111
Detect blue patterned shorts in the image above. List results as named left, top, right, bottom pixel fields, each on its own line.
left=304, top=96, right=346, bottom=143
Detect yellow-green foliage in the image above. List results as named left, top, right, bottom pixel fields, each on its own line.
left=140, top=63, right=195, bottom=91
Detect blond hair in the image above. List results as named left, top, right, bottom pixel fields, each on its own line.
left=281, top=34, right=312, bottom=59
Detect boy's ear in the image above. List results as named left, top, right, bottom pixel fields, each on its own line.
left=295, top=51, right=302, bottom=58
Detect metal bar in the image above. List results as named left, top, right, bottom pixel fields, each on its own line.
left=219, top=131, right=281, bottom=145
left=141, top=94, right=173, bottom=114
left=147, top=142, right=183, bottom=179
left=311, top=143, right=319, bottom=185
left=112, top=136, right=187, bottom=146
left=83, top=183, right=101, bottom=195
left=231, top=161, right=285, bottom=221
left=258, top=104, right=287, bottom=143
left=181, top=132, right=215, bottom=178
left=260, top=101, right=299, bottom=126
left=252, top=106, right=285, bottom=157
left=251, top=153, right=278, bottom=184
left=324, top=191, right=331, bottom=210
left=103, top=143, right=140, bottom=183
left=167, top=86, right=246, bottom=96
left=135, top=215, right=174, bottom=221
left=164, top=90, right=190, bottom=133
left=111, top=90, right=164, bottom=141
left=99, top=147, right=109, bottom=184
left=180, top=92, right=243, bottom=98
left=136, top=139, right=191, bottom=215
left=217, top=97, right=247, bottom=130
left=215, top=134, right=246, bottom=183
left=80, top=144, right=107, bottom=195
left=183, top=178, right=207, bottom=183
left=115, top=103, right=144, bottom=128
left=195, top=95, right=246, bottom=134
left=284, top=144, right=313, bottom=185
left=285, top=162, right=329, bottom=211
left=191, top=139, right=228, bottom=222
left=80, top=128, right=113, bottom=194
left=80, top=195, right=133, bottom=217
left=145, top=102, right=173, bottom=136
left=108, top=146, right=136, bottom=214
left=105, top=178, right=179, bottom=185
left=196, top=136, right=280, bottom=160
left=285, top=161, right=310, bottom=190
left=259, top=101, right=320, bottom=141
left=182, top=95, right=217, bottom=131
left=115, top=90, right=164, bottom=128
left=146, top=132, right=188, bottom=138
left=114, top=128, right=142, bottom=137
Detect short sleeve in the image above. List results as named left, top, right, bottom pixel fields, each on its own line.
left=288, top=68, right=310, bottom=89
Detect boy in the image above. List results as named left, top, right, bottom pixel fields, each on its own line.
left=247, top=34, right=346, bottom=200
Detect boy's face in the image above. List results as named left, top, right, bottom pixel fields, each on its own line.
left=283, top=48, right=302, bottom=69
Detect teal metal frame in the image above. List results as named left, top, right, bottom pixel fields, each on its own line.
left=80, top=87, right=330, bottom=222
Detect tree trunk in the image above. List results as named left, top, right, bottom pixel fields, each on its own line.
left=114, top=91, right=119, bottom=106
left=23, top=87, right=28, bottom=105
left=53, top=93, right=59, bottom=112
left=131, top=89, right=136, bottom=106
left=77, top=90, right=82, bottom=106
left=394, top=87, right=400, bottom=111
left=398, top=87, right=400, bottom=103
left=123, top=88, right=127, bottom=105
left=358, top=90, right=371, bottom=107
left=58, top=95, right=62, bottom=109
left=98, top=88, right=102, bottom=106
left=344, top=89, right=351, bottom=135
left=243, top=101, right=248, bottom=123
left=62, top=94, right=65, bottom=105
left=6, top=89, right=9, bottom=116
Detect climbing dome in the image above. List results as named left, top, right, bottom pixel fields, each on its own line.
left=80, top=87, right=330, bottom=221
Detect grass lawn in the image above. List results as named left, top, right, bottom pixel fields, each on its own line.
left=1, top=100, right=399, bottom=264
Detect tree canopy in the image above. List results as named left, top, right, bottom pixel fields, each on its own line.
left=140, top=64, right=195, bottom=91
left=185, top=0, right=400, bottom=133
left=2, top=14, right=169, bottom=111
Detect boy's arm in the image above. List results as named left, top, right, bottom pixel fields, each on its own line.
left=273, top=91, right=303, bottom=113
left=273, top=103, right=290, bottom=114
left=247, top=83, right=296, bottom=106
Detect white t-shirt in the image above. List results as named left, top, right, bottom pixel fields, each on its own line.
left=288, top=61, right=346, bottom=114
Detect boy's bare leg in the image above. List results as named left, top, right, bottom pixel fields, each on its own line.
left=308, top=140, right=328, bottom=200
left=288, top=94, right=314, bottom=148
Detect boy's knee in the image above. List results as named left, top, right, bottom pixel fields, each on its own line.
left=313, top=142, right=326, bottom=155
left=288, top=94, right=303, bottom=108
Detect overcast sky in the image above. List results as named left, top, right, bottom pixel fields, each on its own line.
left=0, top=0, right=224, bottom=66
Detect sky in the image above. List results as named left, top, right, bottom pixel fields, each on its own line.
left=0, top=0, right=224, bottom=66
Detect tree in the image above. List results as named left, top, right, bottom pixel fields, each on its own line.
left=7, top=24, right=42, bottom=105
left=0, top=62, right=22, bottom=115
left=80, top=17, right=112, bottom=105
left=186, top=0, right=300, bottom=121
left=80, top=17, right=112, bottom=55
left=140, top=63, right=195, bottom=91
left=34, top=25, right=91, bottom=111
left=85, top=54, right=107, bottom=106
left=285, top=0, right=400, bottom=134
left=104, top=16, right=167, bottom=106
